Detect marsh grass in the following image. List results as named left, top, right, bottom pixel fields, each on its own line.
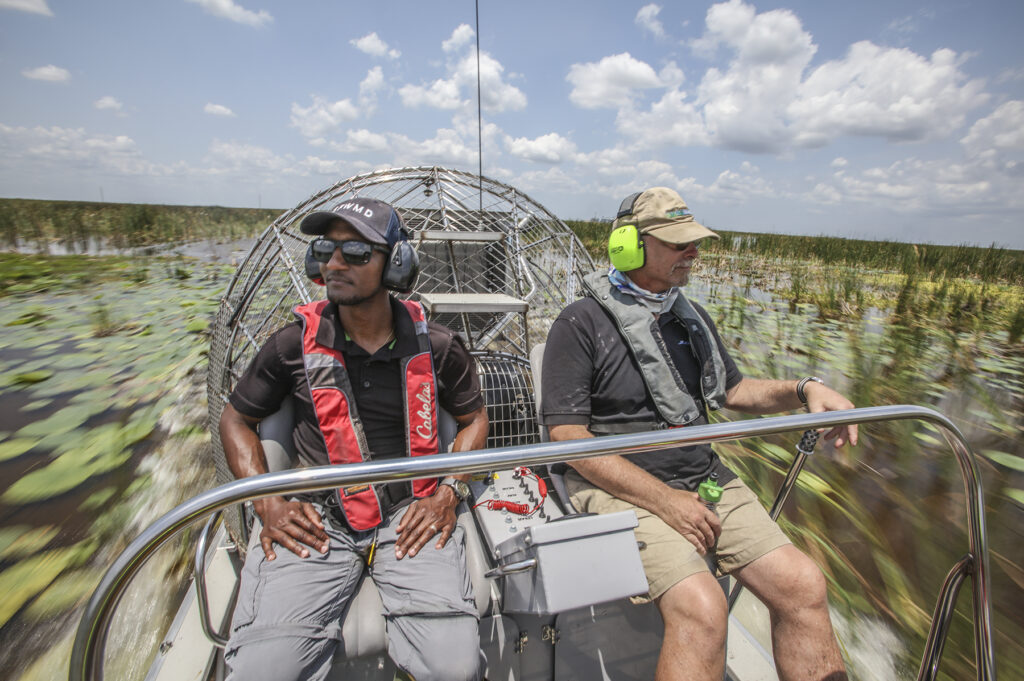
left=0, top=199, right=281, bottom=253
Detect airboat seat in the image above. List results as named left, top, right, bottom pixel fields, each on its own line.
left=253, top=397, right=492, bottom=660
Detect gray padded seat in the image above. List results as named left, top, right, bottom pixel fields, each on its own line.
left=255, top=397, right=491, bottom=660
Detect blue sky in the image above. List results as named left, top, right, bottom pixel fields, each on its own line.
left=2, top=0, right=1022, bottom=247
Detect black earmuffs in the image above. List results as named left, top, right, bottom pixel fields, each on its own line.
left=304, top=235, right=419, bottom=293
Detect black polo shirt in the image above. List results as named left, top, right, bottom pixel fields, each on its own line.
left=229, top=296, right=483, bottom=468
left=541, top=295, right=742, bottom=491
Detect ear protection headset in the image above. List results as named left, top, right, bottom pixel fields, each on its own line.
left=304, top=232, right=420, bottom=293
left=608, top=191, right=645, bottom=272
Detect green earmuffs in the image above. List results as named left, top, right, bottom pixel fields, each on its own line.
left=608, top=191, right=645, bottom=272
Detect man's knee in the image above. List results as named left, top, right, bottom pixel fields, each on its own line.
left=757, top=547, right=830, bottom=616
left=658, top=572, right=728, bottom=643
left=392, top=616, right=483, bottom=681
left=225, top=635, right=333, bottom=681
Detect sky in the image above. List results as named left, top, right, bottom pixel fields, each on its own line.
left=1, top=0, right=1022, bottom=248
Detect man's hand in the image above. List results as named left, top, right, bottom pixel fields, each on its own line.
left=394, top=486, right=458, bottom=559
left=803, top=382, right=859, bottom=448
left=254, top=495, right=329, bottom=561
left=657, top=488, right=722, bottom=555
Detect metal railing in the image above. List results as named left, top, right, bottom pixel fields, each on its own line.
left=69, top=405, right=996, bottom=681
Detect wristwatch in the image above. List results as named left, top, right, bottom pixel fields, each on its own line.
left=796, top=376, right=825, bottom=407
left=440, top=476, right=471, bottom=503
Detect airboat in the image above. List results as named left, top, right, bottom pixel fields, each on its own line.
left=70, top=167, right=996, bottom=681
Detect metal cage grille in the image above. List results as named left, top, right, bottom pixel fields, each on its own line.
left=206, top=166, right=595, bottom=538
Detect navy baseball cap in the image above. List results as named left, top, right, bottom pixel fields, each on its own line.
left=299, top=197, right=408, bottom=248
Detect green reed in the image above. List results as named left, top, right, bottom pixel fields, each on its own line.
left=566, top=221, right=1024, bottom=286
left=0, top=199, right=282, bottom=252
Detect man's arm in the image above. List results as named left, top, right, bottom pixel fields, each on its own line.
left=725, top=377, right=858, bottom=447
left=219, top=403, right=329, bottom=561
left=394, top=404, right=489, bottom=559
left=548, top=424, right=721, bottom=555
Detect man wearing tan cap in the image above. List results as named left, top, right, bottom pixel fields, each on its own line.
left=541, top=187, right=854, bottom=681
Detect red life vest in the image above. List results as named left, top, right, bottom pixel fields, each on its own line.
left=294, top=299, right=440, bottom=530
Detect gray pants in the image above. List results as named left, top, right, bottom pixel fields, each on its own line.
left=224, top=504, right=483, bottom=681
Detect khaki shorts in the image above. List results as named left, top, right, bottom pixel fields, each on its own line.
left=566, top=472, right=791, bottom=600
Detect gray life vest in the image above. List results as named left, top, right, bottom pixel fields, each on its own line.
left=582, top=270, right=728, bottom=430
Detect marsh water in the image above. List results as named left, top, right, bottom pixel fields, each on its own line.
left=0, top=244, right=1021, bottom=681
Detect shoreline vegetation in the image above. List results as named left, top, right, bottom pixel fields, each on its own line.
left=3, top=200, right=1021, bottom=345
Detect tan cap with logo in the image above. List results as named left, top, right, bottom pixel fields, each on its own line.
left=612, top=187, right=719, bottom=243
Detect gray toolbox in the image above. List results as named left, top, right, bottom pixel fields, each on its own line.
left=489, top=510, right=648, bottom=615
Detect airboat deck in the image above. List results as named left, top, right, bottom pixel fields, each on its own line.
left=71, top=167, right=996, bottom=681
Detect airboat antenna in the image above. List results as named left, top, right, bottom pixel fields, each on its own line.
left=475, top=0, right=483, bottom=213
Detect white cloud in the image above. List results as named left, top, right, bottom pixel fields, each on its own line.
left=0, top=0, right=52, bottom=16
left=399, top=31, right=525, bottom=114
left=443, top=24, right=474, bottom=53
left=22, top=64, right=70, bottom=82
left=94, top=96, right=123, bottom=112
left=399, top=79, right=462, bottom=110
left=704, top=166, right=774, bottom=202
left=204, top=139, right=293, bottom=173
left=456, top=52, right=526, bottom=113
left=298, top=156, right=348, bottom=177
left=358, top=66, right=385, bottom=114
left=204, top=102, right=236, bottom=117
left=995, top=67, right=1024, bottom=85
left=506, top=132, right=577, bottom=164
left=694, top=0, right=816, bottom=152
left=831, top=157, right=848, bottom=168
left=616, top=87, right=707, bottom=148
left=961, top=101, right=1024, bottom=154
left=389, top=127, right=478, bottom=167
left=290, top=95, right=359, bottom=139
left=350, top=32, right=400, bottom=59
left=0, top=123, right=155, bottom=175
left=790, top=43, right=987, bottom=145
left=184, top=0, right=271, bottom=28
left=567, top=53, right=664, bottom=109
left=328, top=128, right=390, bottom=154
left=635, top=4, right=665, bottom=39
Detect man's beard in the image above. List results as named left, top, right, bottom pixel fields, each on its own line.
left=326, top=279, right=384, bottom=306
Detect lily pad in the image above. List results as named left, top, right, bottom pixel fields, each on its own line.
left=0, top=438, right=40, bottom=462
left=80, top=486, right=117, bottom=511
left=24, top=567, right=103, bottom=620
left=186, top=318, right=210, bottom=333
left=14, top=404, right=98, bottom=439
left=0, top=545, right=83, bottom=628
left=0, top=526, right=60, bottom=559
left=7, top=370, right=54, bottom=386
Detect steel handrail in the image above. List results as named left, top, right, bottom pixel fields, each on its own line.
left=69, top=405, right=996, bottom=681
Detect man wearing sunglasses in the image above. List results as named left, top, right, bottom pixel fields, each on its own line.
left=219, top=198, right=488, bottom=681
left=541, top=187, right=854, bottom=681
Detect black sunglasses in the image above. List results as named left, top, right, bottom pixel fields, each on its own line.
left=310, top=238, right=388, bottom=265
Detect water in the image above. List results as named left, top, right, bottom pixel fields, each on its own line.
left=0, top=248, right=1020, bottom=680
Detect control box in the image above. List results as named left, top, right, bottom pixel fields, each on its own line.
left=470, top=467, right=564, bottom=551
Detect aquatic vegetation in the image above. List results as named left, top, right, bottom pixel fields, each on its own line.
left=0, top=254, right=225, bottom=676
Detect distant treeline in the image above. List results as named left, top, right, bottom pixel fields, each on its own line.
left=565, top=219, right=1024, bottom=285
left=0, top=198, right=283, bottom=252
